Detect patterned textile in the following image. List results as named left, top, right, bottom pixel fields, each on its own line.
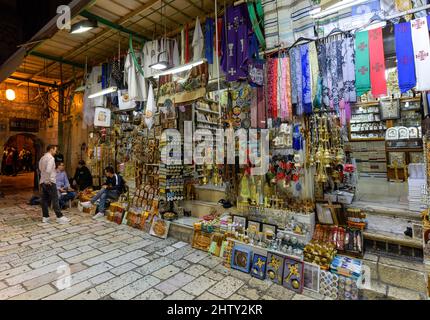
left=395, top=22, right=416, bottom=93
left=291, top=0, right=317, bottom=40
left=279, top=56, right=293, bottom=120
left=411, top=16, right=430, bottom=91
left=267, top=58, right=278, bottom=118
left=368, top=28, right=387, bottom=97
left=300, top=44, right=313, bottom=114
left=355, top=31, right=371, bottom=97
left=341, top=37, right=356, bottom=103
left=262, top=0, right=295, bottom=49
left=291, top=47, right=303, bottom=115
left=309, top=42, right=319, bottom=105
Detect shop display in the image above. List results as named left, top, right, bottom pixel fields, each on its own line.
left=251, top=254, right=267, bottom=280
left=303, top=263, right=320, bottom=293
left=149, top=215, right=171, bottom=239
left=319, top=270, right=339, bottom=300
left=231, top=245, right=252, bottom=273
left=282, top=257, right=304, bottom=293
left=266, top=252, right=284, bottom=284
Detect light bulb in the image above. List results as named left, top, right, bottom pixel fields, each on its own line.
left=6, top=89, right=15, bottom=101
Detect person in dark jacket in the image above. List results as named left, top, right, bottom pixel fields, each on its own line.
left=80, top=165, right=125, bottom=219
left=72, top=160, right=93, bottom=191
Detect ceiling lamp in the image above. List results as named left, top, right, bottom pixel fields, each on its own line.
left=154, top=59, right=206, bottom=78
left=150, top=51, right=170, bottom=70
left=311, top=0, right=370, bottom=18
left=88, top=86, right=117, bottom=99
left=6, top=89, right=16, bottom=101
left=70, top=19, right=98, bottom=34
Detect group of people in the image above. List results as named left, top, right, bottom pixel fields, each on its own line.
left=39, top=145, right=126, bottom=223
left=1, top=147, right=33, bottom=176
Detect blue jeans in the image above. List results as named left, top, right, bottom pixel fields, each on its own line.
left=59, top=191, right=77, bottom=209
left=91, top=189, right=120, bottom=214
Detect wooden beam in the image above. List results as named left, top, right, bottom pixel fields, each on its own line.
left=184, top=0, right=210, bottom=14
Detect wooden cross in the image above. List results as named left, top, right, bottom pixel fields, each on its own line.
left=324, top=200, right=341, bottom=225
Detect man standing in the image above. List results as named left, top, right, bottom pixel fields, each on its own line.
left=39, top=145, right=70, bottom=224
left=72, top=160, right=93, bottom=191
left=56, top=162, right=77, bottom=210
left=81, top=166, right=125, bottom=219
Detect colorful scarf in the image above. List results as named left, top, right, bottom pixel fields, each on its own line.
left=309, top=42, right=319, bottom=106
left=267, top=58, right=278, bottom=118
left=279, top=56, right=293, bottom=120
left=355, top=31, right=371, bottom=97
left=369, top=28, right=387, bottom=97
left=317, top=43, right=329, bottom=107
left=301, top=44, right=312, bottom=114
left=411, top=17, right=430, bottom=91
left=290, top=48, right=298, bottom=105
left=292, top=47, right=303, bottom=115
left=205, top=18, right=214, bottom=64
left=395, top=22, right=416, bottom=93
left=342, top=37, right=356, bottom=103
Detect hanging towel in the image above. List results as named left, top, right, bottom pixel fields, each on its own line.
left=355, top=31, right=371, bottom=97
left=193, top=17, right=204, bottom=61
left=342, top=37, right=357, bottom=103
left=411, top=17, right=430, bottom=91
left=369, top=28, right=387, bottom=97
left=309, top=42, right=319, bottom=106
left=301, top=44, right=312, bottom=114
left=145, top=83, right=156, bottom=130
left=395, top=22, right=416, bottom=93
left=205, top=18, right=215, bottom=64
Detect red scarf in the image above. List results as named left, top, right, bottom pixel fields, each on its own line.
left=368, top=28, right=387, bottom=97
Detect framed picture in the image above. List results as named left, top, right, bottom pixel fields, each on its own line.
left=389, top=152, right=406, bottom=166
left=412, top=223, right=423, bottom=240
left=303, top=263, right=320, bottom=293
left=232, top=215, right=247, bottom=229
left=316, top=202, right=340, bottom=225
left=266, top=252, right=284, bottom=285
left=247, top=220, right=261, bottom=232
left=149, top=216, right=170, bottom=239
left=231, top=245, right=252, bottom=273
left=398, top=127, right=410, bottom=140
left=262, top=223, right=277, bottom=241
left=282, top=257, right=304, bottom=294
left=410, top=152, right=424, bottom=164
left=192, top=231, right=212, bottom=252
left=251, top=253, right=267, bottom=280
left=94, top=107, right=111, bottom=127
left=380, top=98, right=400, bottom=120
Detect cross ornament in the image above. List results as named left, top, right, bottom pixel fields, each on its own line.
left=228, top=68, right=237, bottom=76
left=358, top=42, right=367, bottom=51
left=400, top=55, right=412, bottom=65
left=416, top=50, right=429, bottom=61
left=369, top=29, right=379, bottom=41
left=372, top=63, right=383, bottom=72
left=412, top=19, right=425, bottom=30
left=358, top=66, right=368, bottom=75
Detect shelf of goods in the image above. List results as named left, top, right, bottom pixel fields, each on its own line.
left=349, top=101, right=385, bottom=141
left=346, top=140, right=387, bottom=178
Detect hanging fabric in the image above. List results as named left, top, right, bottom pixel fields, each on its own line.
left=290, top=48, right=298, bottom=105
left=341, top=37, right=357, bottom=104
left=329, top=40, right=343, bottom=111
left=266, top=58, right=278, bottom=118
left=395, top=0, right=413, bottom=21
left=145, top=83, right=156, bottom=130
left=355, top=31, right=371, bottom=97
left=368, top=28, right=387, bottom=97
left=185, top=24, right=190, bottom=63
left=395, top=22, right=416, bottom=93
left=181, top=28, right=185, bottom=65
left=216, top=18, right=223, bottom=57
left=205, top=18, right=215, bottom=64
left=300, top=44, right=312, bottom=114
left=411, top=17, right=430, bottom=91
left=280, top=56, right=292, bottom=121
left=192, top=17, right=204, bottom=61
left=292, top=47, right=303, bottom=115
left=309, top=42, right=319, bottom=105
left=246, top=0, right=266, bottom=48
left=317, top=43, right=329, bottom=107
left=221, top=4, right=253, bottom=82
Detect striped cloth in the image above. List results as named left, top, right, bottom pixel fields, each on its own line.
left=262, top=0, right=295, bottom=49
left=291, top=0, right=317, bottom=40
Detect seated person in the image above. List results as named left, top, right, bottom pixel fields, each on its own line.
left=56, top=162, right=77, bottom=210
left=81, top=166, right=125, bottom=219
left=72, top=160, right=93, bottom=191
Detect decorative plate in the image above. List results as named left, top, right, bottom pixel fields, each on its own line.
left=386, top=127, right=399, bottom=140
left=398, top=126, right=409, bottom=139
left=409, top=127, right=418, bottom=139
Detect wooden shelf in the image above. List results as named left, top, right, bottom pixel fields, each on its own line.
left=350, top=138, right=385, bottom=141
left=351, top=129, right=385, bottom=133
left=351, top=120, right=383, bottom=124
left=195, top=107, right=220, bottom=115
left=353, top=101, right=380, bottom=107
left=196, top=119, right=219, bottom=125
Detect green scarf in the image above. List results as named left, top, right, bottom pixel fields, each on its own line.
left=355, top=31, right=370, bottom=97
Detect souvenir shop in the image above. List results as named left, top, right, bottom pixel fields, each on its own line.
left=71, top=0, right=430, bottom=299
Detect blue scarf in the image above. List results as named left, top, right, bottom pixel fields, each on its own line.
left=292, top=47, right=303, bottom=115
left=394, top=22, right=416, bottom=93
left=300, top=44, right=312, bottom=115
left=205, top=18, right=214, bottom=64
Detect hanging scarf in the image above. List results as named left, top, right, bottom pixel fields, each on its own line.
left=318, top=43, right=329, bottom=107
left=266, top=58, right=278, bottom=118
left=329, top=40, right=343, bottom=112
left=342, top=37, right=356, bottom=103
left=292, top=47, right=303, bottom=115
left=285, top=56, right=293, bottom=120
left=290, top=49, right=298, bottom=105
left=205, top=18, right=215, bottom=64
left=251, top=87, right=258, bottom=128
left=300, top=44, right=312, bottom=114
left=309, top=42, right=319, bottom=106
left=368, top=28, right=387, bottom=97
left=355, top=31, right=371, bottom=97
left=395, top=22, right=416, bottom=93
left=411, top=17, right=430, bottom=91
left=145, top=83, right=155, bottom=130
left=185, top=24, right=190, bottom=63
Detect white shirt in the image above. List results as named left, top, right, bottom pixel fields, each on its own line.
left=39, top=153, right=56, bottom=184
left=192, top=17, right=204, bottom=61
left=124, top=50, right=147, bottom=102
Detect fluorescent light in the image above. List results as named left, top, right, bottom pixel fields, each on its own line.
left=312, top=0, right=369, bottom=18
left=71, top=19, right=98, bottom=34
left=154, top=59, right=206, bottom=78
left=150, top=61, right=169, bottom=70
left=88, top=86, right=117, bottom=99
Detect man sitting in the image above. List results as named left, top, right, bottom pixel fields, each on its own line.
left=72, top=160, right=93, bottom=191
left=81, top=166, right=125, bottom=219
left=56, top=162, right=77, bottom=210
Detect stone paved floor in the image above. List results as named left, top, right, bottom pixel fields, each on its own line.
left=0, top=188, right=324, bottom=300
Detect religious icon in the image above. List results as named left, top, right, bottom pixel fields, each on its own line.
left=251, top=254, right=267, bottom=280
